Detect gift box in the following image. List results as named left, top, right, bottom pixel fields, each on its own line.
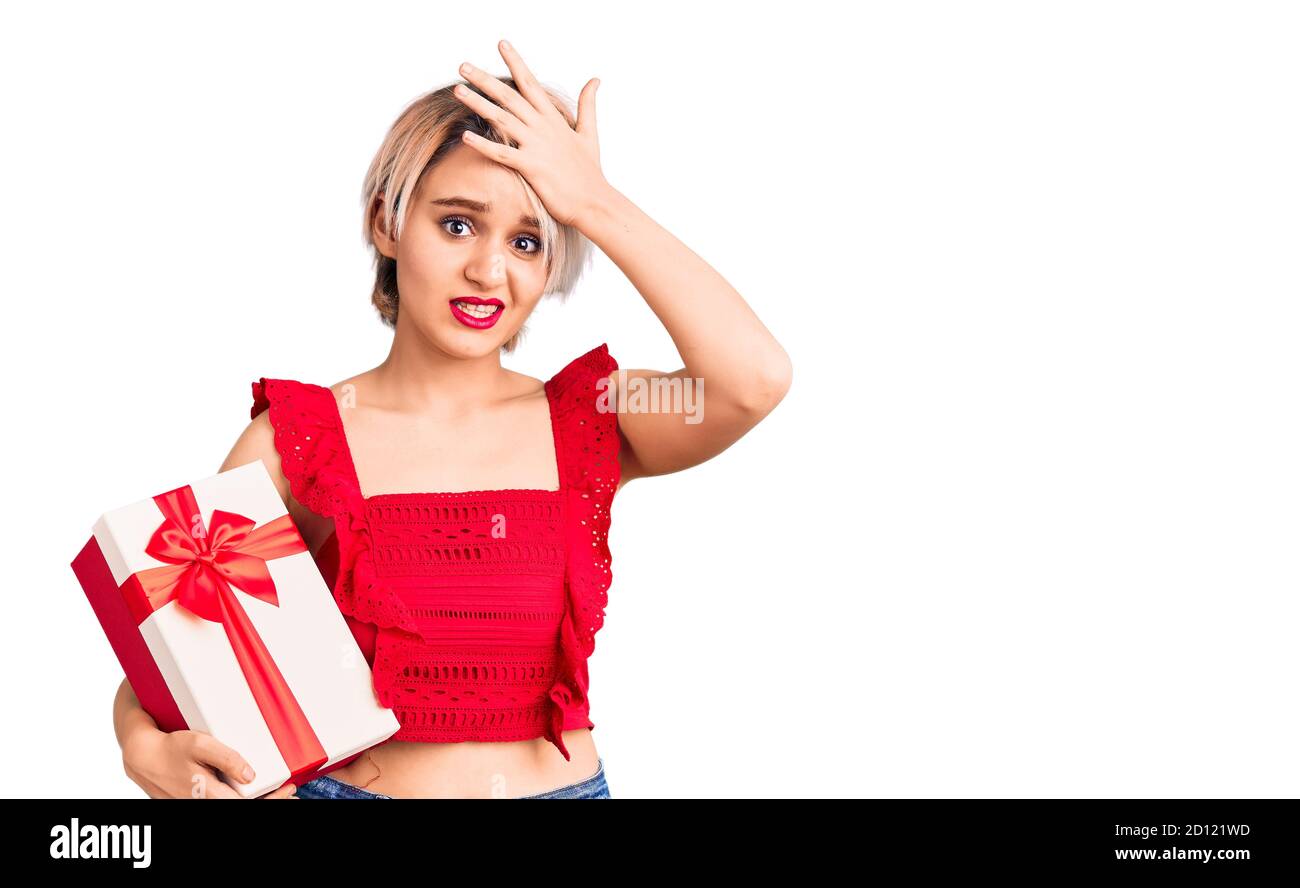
left=71, top=460, right=399, bottom=798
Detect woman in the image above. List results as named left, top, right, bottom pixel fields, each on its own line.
left=112, top=40, right=791, bottom=799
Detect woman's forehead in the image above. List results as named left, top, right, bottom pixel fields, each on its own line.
left=421, top=146, right=531, bottom=213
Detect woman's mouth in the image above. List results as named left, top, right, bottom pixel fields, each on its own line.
left=449, top=298, right=505, bottom=329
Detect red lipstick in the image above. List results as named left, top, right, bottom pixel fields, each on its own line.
left=449, top=296, right=505, bottom=329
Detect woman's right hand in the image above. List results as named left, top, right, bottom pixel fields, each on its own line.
left=121, top=723, right=298, bottom=799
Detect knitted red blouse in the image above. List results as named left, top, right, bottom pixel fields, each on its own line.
left=248, top=343, right=620, bottom=764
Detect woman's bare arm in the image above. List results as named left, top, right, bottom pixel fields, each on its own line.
left=573, top=185, right=793, bottom=484
left=448, top=45, right=790, bottom=485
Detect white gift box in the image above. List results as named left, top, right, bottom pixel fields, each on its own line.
left=71, top=460, right=399, bottom=798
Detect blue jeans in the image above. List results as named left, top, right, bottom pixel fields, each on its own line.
left=294, top=757, right=610, bottom=799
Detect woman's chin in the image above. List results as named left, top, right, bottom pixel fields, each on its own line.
left=433, top=325, right=511, bottom=358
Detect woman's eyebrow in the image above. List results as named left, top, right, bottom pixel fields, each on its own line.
left=430, top=196, right=540, bottom=228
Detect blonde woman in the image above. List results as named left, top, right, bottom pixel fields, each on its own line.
left=112, top=39, right=790, bottom=799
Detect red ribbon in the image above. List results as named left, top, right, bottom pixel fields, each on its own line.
left=121, top=484, right=327, bottom=783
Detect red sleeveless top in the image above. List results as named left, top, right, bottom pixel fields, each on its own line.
left=249, top=343, right=619, bottom=763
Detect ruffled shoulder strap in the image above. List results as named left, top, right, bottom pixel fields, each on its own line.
left=545, top=342, right=620, bottom=499
left=544, top=343, right=621, bottom=656
left=249, top=377, right=422, bottom=639
left=250, top=377, right=362, bottom=520
left=541, top=344, right=622, bottom=760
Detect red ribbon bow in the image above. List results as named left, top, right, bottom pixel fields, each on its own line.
left=122, top=484, right=327, bottom=783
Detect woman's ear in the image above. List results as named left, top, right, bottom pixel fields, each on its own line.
left=371, top=192, right=398, bottom=259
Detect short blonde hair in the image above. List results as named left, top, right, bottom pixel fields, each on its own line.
left=361, top=78, right=592, bottom=352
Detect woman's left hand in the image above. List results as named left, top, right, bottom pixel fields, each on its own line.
left=452, top=40, right=609, bottom=228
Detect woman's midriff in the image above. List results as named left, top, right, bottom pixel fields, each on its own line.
left=323, top=728, right=599, bottom=799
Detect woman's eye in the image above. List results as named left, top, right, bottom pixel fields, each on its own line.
left=441, top=216, right=472, bottom=237
left=441, top=216, right=540, bottom=254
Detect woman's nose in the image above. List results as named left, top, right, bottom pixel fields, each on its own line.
left=465, top=248, right=508, bottom=287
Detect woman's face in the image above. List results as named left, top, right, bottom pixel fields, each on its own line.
left=378, top=143, right=550, bottom=358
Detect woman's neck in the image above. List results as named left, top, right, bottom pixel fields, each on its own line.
left=370, top=322, right=516, bottom=420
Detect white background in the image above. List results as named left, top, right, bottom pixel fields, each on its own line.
left=4, top=1, right=1297, bottom=798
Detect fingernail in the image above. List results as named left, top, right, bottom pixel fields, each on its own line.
left=242, top=765, right=255, bottom=782
left=501, top=40, right=512, bottom=51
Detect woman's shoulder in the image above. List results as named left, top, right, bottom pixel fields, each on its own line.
left=225, top=394, right=291, bottom=509
left=320, top=370, right=374, bottom=413
left=249, top=371, right=367, bottom=420
left=244, top=371, right=355, bottom=477
left=244, top=372, right=364, bottom=521
left=499, top=366, right=546, bottom=401
left=546, top=342, right=618, bottom=393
